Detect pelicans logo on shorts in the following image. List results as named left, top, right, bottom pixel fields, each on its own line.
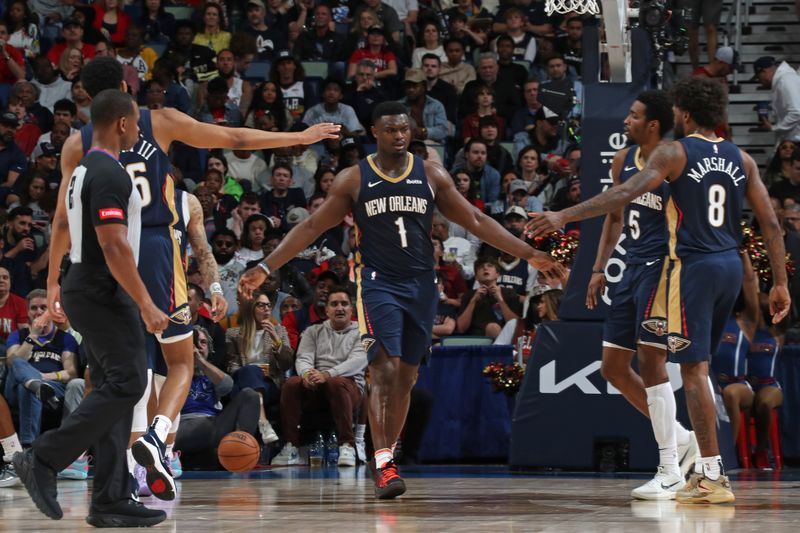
left=361, top=335, right=376, bottom=354
left=667, top=335, right=692, bottom=353
left=168, top=307, right=192, bottom=326
left=642, top=318, right=668, bottom=337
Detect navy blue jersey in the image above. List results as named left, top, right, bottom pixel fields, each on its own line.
left=498, top=259, right=529, bottom=295
left=81, top=109, right=179, bottom=228
left=711, top=317, right=749, bottom=379
left=669, top=135, right=747, bottom=259
left=621, top=146, right=669, bottom=263
left=747, top=328, right=779, bottom=380
left=352, top=154, right=435, bottom=279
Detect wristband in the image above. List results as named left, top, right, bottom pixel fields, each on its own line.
left=256, top=262, right=271, bottom=276
left=210, top=282, right=223, bottom=295
left=55, top=371, right=62, bottom=381
left=24, top=336, right=36, bottom=346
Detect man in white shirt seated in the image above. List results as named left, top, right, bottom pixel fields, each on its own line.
left=302, top=78, right=365, bottom=137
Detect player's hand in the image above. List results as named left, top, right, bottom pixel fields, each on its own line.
left=47, top=283, right=67, bottom=323
left=141, top=302, right=169, bottom=335
left=769, top=284, right=791, bottom=324
left=210, top=292, right=227, bottom=322
left=238, top=267, right=269, bottom=300
left=586, top=272, right=606, bottom=310
left=299, top=123, right=341, bottom=144
left=528, top=250, right=566, bottom=279
left=526, top=211, right=565, bottom=238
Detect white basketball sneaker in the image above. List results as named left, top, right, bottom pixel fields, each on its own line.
left=271, top=443, right=303, bottom=466
left=631, top=466, right=686, bottom=500
left=677, top=431, right=699, bottom=478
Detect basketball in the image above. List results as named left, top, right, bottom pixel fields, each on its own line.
left=217, top=432, right=260, bottom=473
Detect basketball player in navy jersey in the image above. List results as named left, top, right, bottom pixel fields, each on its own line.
left=529, top=77, right=790, bottom=504
left=239, top=101, right=564, bottom=499
left=45, top=57, right=340, bottom=500
left=587, top=91, right=698, bottom=500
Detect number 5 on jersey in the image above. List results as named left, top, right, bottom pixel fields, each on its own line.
left=126, top=162, right=151, bottom=207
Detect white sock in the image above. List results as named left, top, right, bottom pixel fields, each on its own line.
left=646, top=382, right=679, bottom=474
left=126, top=448, right=136, bottom=474
left=152, top=415, right=172, bottom=443
left=166, top=443, right=174, bottom=461
left=355, top=424, right=366, bottom=441
left=1, top=434, right=23, bottom=462
left=674, top=421, right=691, bottom=446
left=374, top=448, right=393, bottom=469
left=697, top=455, right=723, bottom=480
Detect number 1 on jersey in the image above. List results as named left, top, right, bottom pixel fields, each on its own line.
left=394, top=216, right=408, bottom=248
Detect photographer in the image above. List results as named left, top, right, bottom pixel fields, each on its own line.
left=456, top=256, right=522, bottom=339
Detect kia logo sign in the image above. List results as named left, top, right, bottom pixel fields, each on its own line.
left=539, top=360, right=684, bottom=394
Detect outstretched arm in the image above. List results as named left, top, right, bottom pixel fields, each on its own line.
left=186, top=192, right=227, bottom=321
left=527, top=141, right=684, bottom=236
left=152, top=107, right=340, bottom=151
left=238, top=166, right=357, bottom=298
left=744, top=150, right=791, bottom=322
left=427, top=161, right=564, bottom=277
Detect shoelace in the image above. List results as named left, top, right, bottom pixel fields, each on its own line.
left=378, top=463, right=400, bottom=485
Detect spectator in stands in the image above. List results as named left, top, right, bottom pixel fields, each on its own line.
left=282, top=270, right=339, bottom=350
left=175, top=326, right=261, bottom=456
left=208, top=48, right=252, bottom=115
left=432, top=211, right=477, bottom=280
left=4, top=0, right=40, bottom=60
left=303, top=78, right=365, bottom=137
left=0, top=22, right=25, bottom=86
left=187, top=283, right=226, bottom=369
left=514, top=105, right=563, bottom=161
left=421, top=54, right=457, bottom=127
left=71, top=80, right=91, bottom=125
left=46, top=17, right=96, bottom=66
left=432, top=272, right=458, bottom=342
left=387, top=0, right=418, bottom=36
left=235, top=214, right=270, bottom=265
left=457, top=256, right=522, bottom=338
left=0, top=266, right=27, bottom=353
left=687, top=0, right=722, bottom=70
left=412, top=22, right=446, bottom=68
left=72, top=3, right=105, bottom=46
left=540, top=54, right=582, bottom=121
left=440, top=38, right=476, bottom=95
left=754, top=56, right=800, bottom=143
left=354, top=0, right=403, bottom=43
left=247, top=81, right=292, bottom=131
left=204, top=167, right=240, bottom=223
left=312, top=166, right=336, bottom=197
left=194, top=1, right=232, bottom=54
left=12, top=81, right=54, bottom=133
left=461, top=84, right=505, bottom=142
left=343, top=59, right=386, bottom=139
left=6, top=96, right=40, bottom=159
left=347, top=26, right=398, bottom=83
left=7, top=174, right=55, bottom=225
left=224, top=147, right=268, bottom=193
left=57, top=47, right=83, bottom=83
left=447, top=11, right=486, bottom=61
left=534, top=287, right=563, bottom=322
left=549, top=176, right=581, bottom=212
left=341, top=8, right=379, bottom=65
left=32, top=55, right=72, bottom=113
left=453, top=169, right=485, bottom=211
left=495, top=33, right=528, bottom=90
left=5, top=289, right=79, bottom=445
left=140, top=0, right=176, bottom=44
left=3, top=206, right=48, bottom=278
left=147, top=58, right=190, bottom=114
left=212, top=228, right=246, bottom=317
left=243, top=0, right=286, bottom=62
left=272, top=287, right=366, bottom=466
left=766, top=140, right=797, bottom=188
left=0, top=112, right=26, bottom=194
left=452, top=138, right=502, bottom=203
left=257, top=266, right=291, bottom=321
left=226, top=290, right=294, bottom=444
left=398, top=69, right=448, bottom=143
left=556, top=16, right=583, bottom=75
left=271, top=50, right=314, bottom=120
left=116, top=25, right=159, bottom=82
left=199, top=76, right=244, bottom=127
left=496, top=8, right=536, bottom=63
left=164, top=20, right=218, bottom=83
left=460, top=53, right=521, bottom=123
left=259, top=163, right=307, bottom=231
left=510, top=79, right=542, bottom=138
left=293, top=3, right=343, bottom=63
left=502, top=180, right=543, bottom=215
left=92, top=0, right=130, bottom=46
left=769, top=148, right=800, bottom=204
left=227, top=192, right=262, bottom=239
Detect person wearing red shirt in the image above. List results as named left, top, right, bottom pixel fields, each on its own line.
left=347, top=27, right=398, bottom=81
left=92, top=0, right=131, bottom=47
left=46, top=19, right=96, bottom=66
left=0, top=267, right=29, bottom=352
left=0, top=22, right=25, bottom=85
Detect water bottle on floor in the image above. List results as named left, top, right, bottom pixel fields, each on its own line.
left=326, top=433, right=339, bottom=466
left=309, top=433, right=324, bottom=467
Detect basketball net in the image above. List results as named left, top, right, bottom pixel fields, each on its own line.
left=545, top=0, right=600, bottom=15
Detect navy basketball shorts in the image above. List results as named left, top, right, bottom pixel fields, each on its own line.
left=603, top=257, right=669, bottom=351
left=355, top=266, right=438, bottom=366
left=139, top=227, right=192, bottom=353
left=663, top=250, right=742, bottom=364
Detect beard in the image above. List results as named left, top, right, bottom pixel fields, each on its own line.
left=214, top=250, right=235, bottom=264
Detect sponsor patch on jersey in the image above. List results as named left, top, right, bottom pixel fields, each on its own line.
left=98, top=208, right=124, bottom=220
left=168, top=307, right=192, bottom=326
left=361, top=335, right=376, bottom=353
left=667, top=335, right=692, bottom=353
left=641, top=317, right=667, bottom=337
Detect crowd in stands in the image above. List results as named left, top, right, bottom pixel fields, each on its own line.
left=0, top=0, right=798, bottom=471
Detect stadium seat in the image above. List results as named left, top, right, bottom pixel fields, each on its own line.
left=245, top=61, right=271, bottom=83
left=737, top=410, right=783, bottom=469
left=165, top=6, right=195, bottom=21
left=514, top=60, right=531, bottom=71
left=147, top=42, right=167, bottom=58
left=440, top=336, right=494, bottom=347
left=303, top=62, right=329, bottom=79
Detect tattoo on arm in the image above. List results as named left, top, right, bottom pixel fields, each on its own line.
left=187, top=195, right=220, bottom=286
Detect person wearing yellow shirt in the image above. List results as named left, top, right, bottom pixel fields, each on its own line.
left=193, top=2, right=231, bottom=54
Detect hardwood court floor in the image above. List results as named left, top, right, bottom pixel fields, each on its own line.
left=1, top=466, right=799, bottom=532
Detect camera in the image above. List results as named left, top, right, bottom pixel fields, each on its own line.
left=632, top=0, right=689, bottom=57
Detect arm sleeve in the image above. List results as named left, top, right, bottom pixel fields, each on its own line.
left=6, top=330, right=21, bottom=348
left=326, top=330, right=367, bottom=378
left=294, top=325, right=317, bottom=376
left=63, top=332, right=79, bottom=353
left=88, top=168, right=132, bottom=227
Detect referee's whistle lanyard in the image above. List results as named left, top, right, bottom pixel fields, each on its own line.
left=87, top=148, right=120, bottom=162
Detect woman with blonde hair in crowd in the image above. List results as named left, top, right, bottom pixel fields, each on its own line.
left=58, top=47, right=83, bottom=83
left=226, top=290, right=294, bottom=445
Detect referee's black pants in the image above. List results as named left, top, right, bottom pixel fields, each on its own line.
left=34, top=265, right=147, bottom=506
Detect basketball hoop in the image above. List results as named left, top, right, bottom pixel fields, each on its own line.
left=545, top=0, right=600, bottom=15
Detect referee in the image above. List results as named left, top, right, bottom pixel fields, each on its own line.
left=13, top=89, right=169, bottom=528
